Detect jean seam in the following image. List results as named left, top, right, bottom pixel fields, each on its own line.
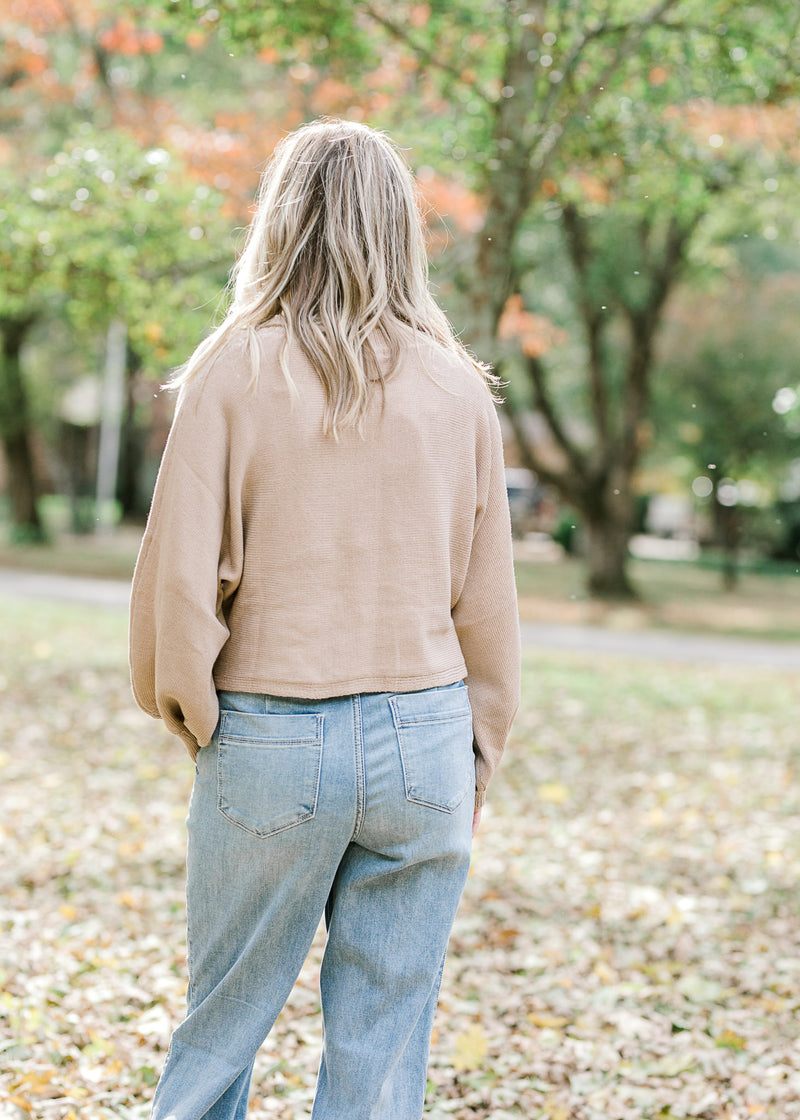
left=351, top=694, right=365, bottom=840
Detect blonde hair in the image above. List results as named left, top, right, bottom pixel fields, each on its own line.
left=173, top=117, right=498, bottom=436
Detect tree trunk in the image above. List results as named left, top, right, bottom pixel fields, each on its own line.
left=712, top=490, right=741, bottom=591
left=117, top=350, right=148, bottom=518
left=584, top=515, right=637, bottom=600
left=0, top=317, right=46, bottom=542
left=467, top=3, right=544, bottom=350
left=95, top=318, right=127, bottom=534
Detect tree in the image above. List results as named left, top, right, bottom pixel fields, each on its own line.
left=0, top=134, right=230, bottom=537
left=145, top=0, right=800, bottom=597
left=501, top=200, right=702, bottom=596
left=651, top=259, right=800, bottom=585
left=0, top=0, right=271, bottom=535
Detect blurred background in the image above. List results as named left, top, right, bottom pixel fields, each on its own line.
left=1, top=0, right=800, bottom=626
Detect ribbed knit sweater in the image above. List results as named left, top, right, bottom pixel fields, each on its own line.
left=129, top=324, right=520, bottom=806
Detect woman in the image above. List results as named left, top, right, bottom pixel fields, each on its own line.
left=129, top=118, right=520, bottom=1120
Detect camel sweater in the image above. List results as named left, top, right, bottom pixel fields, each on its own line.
left=129, top=324, right=520, bottom=806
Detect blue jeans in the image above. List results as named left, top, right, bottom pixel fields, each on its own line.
left=150, top=681, right=475, bottom=1120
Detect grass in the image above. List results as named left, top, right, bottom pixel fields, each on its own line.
left=515, top=554, right=800, bottom=641
left=0, top=527, right=142, bottom=581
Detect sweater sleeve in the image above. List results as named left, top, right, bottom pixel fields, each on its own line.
left=452, top=400, right=521, bottom=808
left=129, top=365, right=243, bottom=757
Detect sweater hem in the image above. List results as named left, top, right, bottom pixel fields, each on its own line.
left=212, top=662, right=468, bottom=699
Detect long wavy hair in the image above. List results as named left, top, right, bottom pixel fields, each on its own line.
left=173, top=117, right=498, bottom=437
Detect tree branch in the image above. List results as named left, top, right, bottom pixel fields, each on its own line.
left=0, top=315, right=38, bottom=354
left=469, top=2, right=545, bottom=344
left=362, top=4, right=494, bottom=103
left=0, top=66, right=27, bottom=90
left=530, top=0, right=685, bottom=171
left=57, top=0, right=115, bottom=101
left=501, top=387, right=583, bottom=504
left=644, top=212, right=701, bottom=328
left=560, top=202, right=611, bottom=456
left=524, top=350, right=590, bottom=483
left=618, top=213, right=699, bottom=476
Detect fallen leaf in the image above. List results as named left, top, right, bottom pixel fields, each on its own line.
left=537, top=782, right=570, bottom=804
left=451, top=1023, right=487, bottom=1071
left=528, top=1013, right=570, bottom=1029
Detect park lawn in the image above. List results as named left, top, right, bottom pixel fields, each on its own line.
left=0, top=530, right=142, bottom=583
left=0, top=598, right=799, bottom=1119
left=515, top=555, right=800, bottom=641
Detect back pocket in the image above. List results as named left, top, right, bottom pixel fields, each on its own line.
left=216, top=710, right=324, bottom=837
left=389, top=684, right=474, bottom=813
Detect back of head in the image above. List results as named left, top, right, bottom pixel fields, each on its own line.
left=236, top=119, right=426, bottom=337
left=178, top=118, right=494, bottom=435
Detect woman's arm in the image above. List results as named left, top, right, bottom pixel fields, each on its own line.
left=451, top=401, right=521, bottom=809
left=129, top=364, right=243, bottom=756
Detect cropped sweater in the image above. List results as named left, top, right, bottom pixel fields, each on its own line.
left=128, top=324, right=521, bottom=807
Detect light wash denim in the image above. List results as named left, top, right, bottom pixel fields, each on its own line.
left=150, top=681, right=475, bottom=1120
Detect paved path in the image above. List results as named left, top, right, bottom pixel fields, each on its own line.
left=0, top=568, right=131, bottom=609
left=1, top=567, right=798, bottom=670
left=519, top=620, right=800, bottom=670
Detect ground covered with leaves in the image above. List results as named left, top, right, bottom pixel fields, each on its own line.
left=1, top=596, right=799, bottom=1119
